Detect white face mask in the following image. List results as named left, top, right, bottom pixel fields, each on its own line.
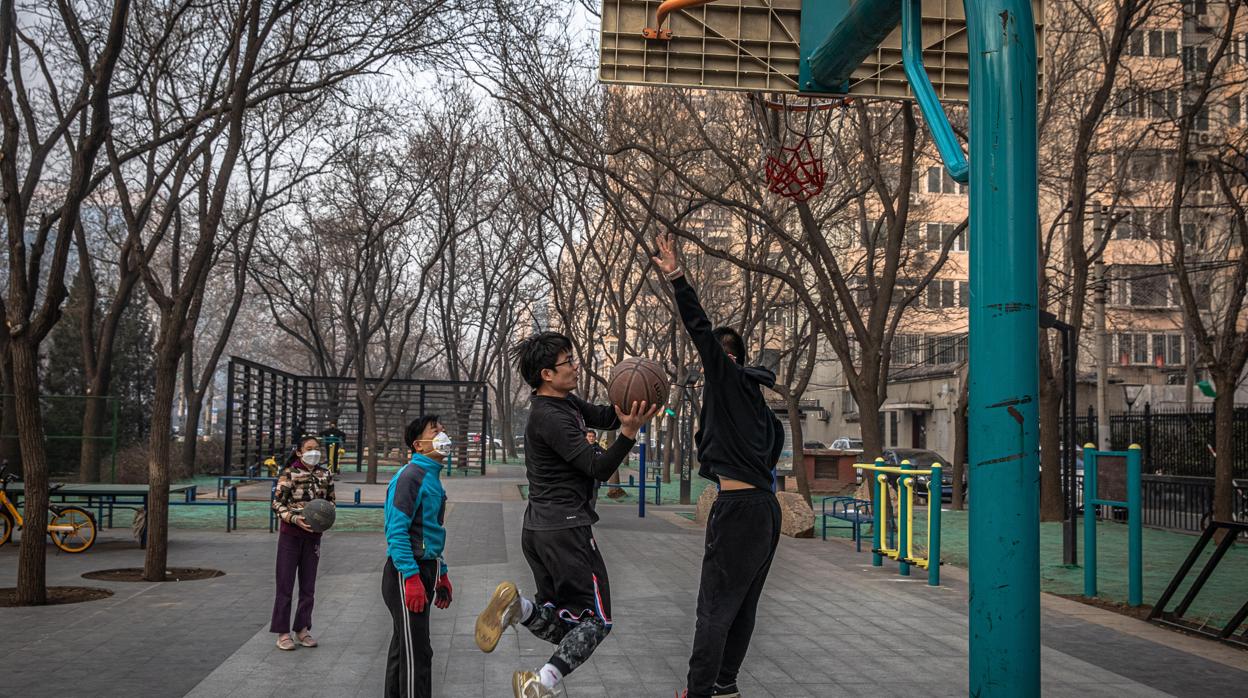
left=431, top=432, right=452, bottom=456
left=301, top=450, right=322, bottom=466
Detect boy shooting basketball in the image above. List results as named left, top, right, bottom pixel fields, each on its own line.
left=474, top=331, right=660, bottom=698
left=653, top=231, right=785, bottom=698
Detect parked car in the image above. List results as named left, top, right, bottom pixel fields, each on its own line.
left=857, top=448, right=963, bottom=502
left=830, top=437, right=864, bottom=452
left=467, top=432, right=504, bottom=449
left=803, top=440, right=828, bottom=450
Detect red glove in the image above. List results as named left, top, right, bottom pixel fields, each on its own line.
left=403, top=574, right=427, bottom=613
left=434, top=573, right=453, bottom=609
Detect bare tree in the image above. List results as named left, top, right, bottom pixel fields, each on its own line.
left=1, top=0, right=131, bottom=605
left=1163, top=0, right=1246, bottom=525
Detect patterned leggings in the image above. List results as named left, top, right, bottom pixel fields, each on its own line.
left=523, top=604, right=611, bottom=676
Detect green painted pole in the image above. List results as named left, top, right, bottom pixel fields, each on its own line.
left=899, top=460, right=912, bottom=576
left=966, top=1, right=1040, bottom=695
left=930, top=464, right=942, bottom=586
left=1083, top=446, right=1098, bottom=598
left=1127, top=444, right=1143, bottom=607
left=872, top=460, right=884, bottom=567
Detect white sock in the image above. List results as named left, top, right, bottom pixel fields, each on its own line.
left=538, top=663, right=562, bottom=689
left=519, top=596, right=535, bottom=624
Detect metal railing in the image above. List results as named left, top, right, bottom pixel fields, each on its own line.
left=1075, top=473, right=1248, bottom=532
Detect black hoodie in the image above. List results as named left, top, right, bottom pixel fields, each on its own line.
left=672, top=275, right=785, bottom=491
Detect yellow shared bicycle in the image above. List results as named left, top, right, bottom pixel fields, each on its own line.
left=0, top=464, right=97, bottom=553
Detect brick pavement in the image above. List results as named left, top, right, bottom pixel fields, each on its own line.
left=1, top=469, right=1245, bottom=697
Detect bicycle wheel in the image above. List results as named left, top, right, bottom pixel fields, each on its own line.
left=49, top=506, right=96, bottom=553
left=0, top=509, right=12, bottom=546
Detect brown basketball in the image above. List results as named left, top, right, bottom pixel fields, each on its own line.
left=608, top=358, right=670, bottom=413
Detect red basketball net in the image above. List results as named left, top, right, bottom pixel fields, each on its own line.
left=764, top=136, right=826, bottom=201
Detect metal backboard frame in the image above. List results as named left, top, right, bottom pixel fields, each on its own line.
left=599, top=0, right=1043, bottom=102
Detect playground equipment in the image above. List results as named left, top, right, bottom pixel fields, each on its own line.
left=1149, top=519, right=1248, bottom=649
left=602, top=3, right=1043, bottom=689
left=860, top=459, right=943, bottom=586
left=322, top=436, right=344, bottom=475
left=225, top=357, right=490, bottom=477
left=1081, top=444, right=1143, bottom=606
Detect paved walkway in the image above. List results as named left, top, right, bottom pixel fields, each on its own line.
left=1, top=470, right=1245, bottom=697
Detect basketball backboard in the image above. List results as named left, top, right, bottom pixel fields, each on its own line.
left=599, top=0, right=1043, bottom=102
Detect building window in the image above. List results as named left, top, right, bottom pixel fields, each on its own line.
left=925, top=166, right=967, bottom=195
left=959, top=281, right=969, bottom=308
left=1182, top=46, right=1208, bottom=72
left=1228, top=97, right=1242, bottom=126
left=893, top=334, right=922, bottom=366
left=1116, top=333, right=1186, bottom=366
left=841, top=390, right=858, bottom=416
left=889, top=412, right=899, bottom=447
left=923, top=222, right=965, bottom=251
left=925, top=334, right=967, bottom=365
left=1115, top=265, right=1171, bottom=307
left=1129, top=29, right=1179, bottom=58
left=1125, top=150, right=1173, bottom=181
left=926, top=279, right=957, bottom=309
left=1149, top=89, right=1179, bottom=119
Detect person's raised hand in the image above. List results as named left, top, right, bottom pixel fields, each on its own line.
left=651, top=231, right=680, bottom=276
left=615, top=400, right=664, bottom=439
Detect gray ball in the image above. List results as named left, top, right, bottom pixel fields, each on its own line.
left=302, top=498, right=336, bottom=532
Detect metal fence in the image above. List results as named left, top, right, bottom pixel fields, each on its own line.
left=1074, top=404, right=1248, bottom=478
left=1076, top=473, right=1248, bottom=532
left=223, top=357, right=489, bottom=476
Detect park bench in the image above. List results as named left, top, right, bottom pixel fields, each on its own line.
left=217, top=475, right=277, bottom=498
left=821, top=496, right=873, bottom=552
left=597, top=474, right=662, bottom=505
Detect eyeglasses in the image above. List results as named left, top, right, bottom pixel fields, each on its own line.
left=553, top=355, right=580, bottom=369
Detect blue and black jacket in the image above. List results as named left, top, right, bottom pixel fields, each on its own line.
left=384, top=453, right=448, bottom=579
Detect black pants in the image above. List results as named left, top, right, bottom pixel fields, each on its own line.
left=686, top=488, right=781, bottom=698
left=521, top=526, right=613, bottom=676
left=382, top=557, right=437, bottom=698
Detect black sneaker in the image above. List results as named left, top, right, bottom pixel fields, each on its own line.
left=712, top=683, right=741, bottom=697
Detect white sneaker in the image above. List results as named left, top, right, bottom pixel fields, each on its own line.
left=512, top=670, right=558, bottom=698
left=475, top=580, right=521, bottom=652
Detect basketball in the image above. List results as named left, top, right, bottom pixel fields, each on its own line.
left=608, top=358, right=670, bottom=413
left=302, top=498, right=336, bottom=532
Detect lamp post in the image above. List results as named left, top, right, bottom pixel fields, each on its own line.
left=1040, top=311, right=1078, bottom=566
left=1122, top=383, right=1144, bottom=446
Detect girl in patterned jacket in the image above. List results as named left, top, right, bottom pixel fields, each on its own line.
left=270, top=435, right=335, bottom=651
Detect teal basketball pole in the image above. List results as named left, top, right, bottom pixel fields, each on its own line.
left=965, top=2, right=1040, bottom=695
left=806, top=0, right=1041, bottom=692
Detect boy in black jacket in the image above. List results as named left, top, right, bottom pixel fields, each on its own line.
left=653, top=231, right=785, bottom=698
left=473, top=331, right=660, bottom=698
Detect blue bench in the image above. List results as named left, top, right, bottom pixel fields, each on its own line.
left=598, top=475, right=662, bottom=505
left=218, top=476, right=277, bottom=498
left=821, top=496, right=873, bottom=552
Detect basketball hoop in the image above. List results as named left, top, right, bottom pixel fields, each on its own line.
left=751, top=94, right=851, bottom=202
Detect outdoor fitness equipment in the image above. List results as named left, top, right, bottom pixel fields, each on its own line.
left=601, top=1, right=1043, bottom=693
left=1080, top=444, right=1143, bottom=606
left=860, top=459, right=943, bottom=586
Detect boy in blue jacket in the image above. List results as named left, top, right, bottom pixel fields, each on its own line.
left=382, top=415, right=454, bottom=698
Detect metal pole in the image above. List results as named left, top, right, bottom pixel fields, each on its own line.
left=638, top=424, right=647, bottom=519
left=1083, top=445, right=1099, bottom=598
left=966, top=2, right=1040, bottom=695
left=1065, top=327, right=1079, bottom=566
left=1094, top=207, right=1110, bottom=450
left=1127, top=444, right=1143, bottom=607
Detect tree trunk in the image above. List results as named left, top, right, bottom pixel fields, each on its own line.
left=78, top=385, right=107, bottom=483
left=143, top=347, right=179, bottom=582
left=11, top=339, right=49, bottom=605
left=952, top=370, right=969, bottom=511
left=857, top=390, right=884, bottom=459
left=786, top=395, right=812, bottom=507
left=181, top=396, right=204, bottom=477
left=1212, top=380, right=1235, bottom=524
left=1038, top=375, right=1064, bottom=521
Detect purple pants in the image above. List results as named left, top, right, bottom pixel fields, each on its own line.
left=270, top=530, right=321, bottom=634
